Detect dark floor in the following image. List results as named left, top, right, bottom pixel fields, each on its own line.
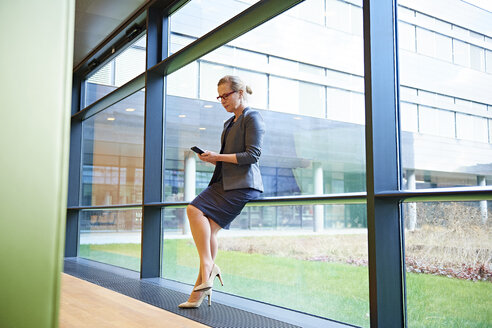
left=63, top=257, right=353, bottom=328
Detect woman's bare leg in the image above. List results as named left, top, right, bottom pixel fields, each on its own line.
left=185, top=208, right=222, bottom=302
left=209, top=218, right=222, bottom=261
left=186, top=205, right=214, bottom=283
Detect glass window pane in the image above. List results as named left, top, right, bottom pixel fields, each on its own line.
left=418, top=106, right=455, bottom=138
left=199, top=62, right=234, bottom=102
left=399, top=3, right=492, bottom=190
left=416, top=28, right=434, bottom=57
left=489, top=119, right=492, bottom=143
left=453, top=39, right=470, bottom=67
left=299, top=82, right=325, bottom=118
left=403, top=201, right=491, bottom=327
left=162, top=204, right=369, bottom=326
left=269, top=76, right=299, bottom=114
left=327, top=88, right=364, bottom=125
left=235, top=69, right=268, bottom=109
left=456, top=113, right=488, bottom=143
left=114, top=47, right=146, bottom=87
left=166, top=62, right=198, bottom=98
left=486, top=50, right=492, bottom=74
left=435, top=33, right=452, bottom=62
left=470, top=45, right=485, bottom=71
left=85, top=34, right=146, bottom=108
left=162, top=2, right=366, bottom=325
left=399, top=22, right=416, bottom=52
left=400, top=86, right=418, bottom=100
left=81, top=90, right=145, bottom=206
left=325, top=0, right=351, bottom=33
left=169, top=0, right=260, bottom=53
left=79, top=208, right=141, bottom=271
left=287, top=0, right=325, bottom=25
left=350, top=5, right=363, bottom=36
left=400, top=102, right=419, bottom=132
left=472, top=102, right=487, bottom=113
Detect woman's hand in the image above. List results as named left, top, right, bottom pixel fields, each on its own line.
left=198, top=151, right=238, bottom=165
left=198, top=151, right=218, bottom=165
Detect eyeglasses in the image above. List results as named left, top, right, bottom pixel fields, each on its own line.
left=216, top=90, right=237, bottom=101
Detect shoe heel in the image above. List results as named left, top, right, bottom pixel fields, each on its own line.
left=217, top=273, right=224, bottom=286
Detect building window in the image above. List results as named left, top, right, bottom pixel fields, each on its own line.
left=400, top=102, right=419, bottom=133
left=418, top=106, right=455, bottom=138
left=470, top=44, right=485, bottom=71
left=486, top=50, right=492, bottom=74
left=456, top=113, right=488, bottom=143
left=416, top=28, right=452, bottom=62
left=399, top=22, right=416, bottom=52
left=453, top=39, right=470, bottom=67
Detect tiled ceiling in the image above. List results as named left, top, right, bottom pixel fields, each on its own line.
left=73, top=0, right=148, bottom=69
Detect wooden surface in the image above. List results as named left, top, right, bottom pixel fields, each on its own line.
left=59, top=273, right=209, bottom=328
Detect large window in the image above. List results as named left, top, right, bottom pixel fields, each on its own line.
left=79, top=208, right=142, bottom=271
left=162, top=1, right=367, bottom=326
left=162, top=204, right=369, bottom=326
left=403, top=201, right=491, bottom=327
left=397, top=2, right=492, bottom=327
left=78, top=89, right=145, bottom=270
left=398, top=4, right=492, bottom=189
left=80, top=90, right=145, bottom=206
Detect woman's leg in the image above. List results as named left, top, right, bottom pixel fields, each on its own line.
left=186, top=205, right=214, bottom=286
left=185, top=208, right=222, bottom=302
left=209, top=218, right=222, bottom=261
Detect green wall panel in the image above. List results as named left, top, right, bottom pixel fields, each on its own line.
left=0, top=1, right=75, bottom=327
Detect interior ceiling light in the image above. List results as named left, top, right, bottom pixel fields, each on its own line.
left=126, top=108, right=136, bottom=112
left=179, top=114, right=186, bottom=118
left=199, top=127, right=206, bottom=130
left=294, top=116, right=302, bottom=120
left=204, top=104, right=213, bottom=108
left=107, top=117, right=116, bottom=121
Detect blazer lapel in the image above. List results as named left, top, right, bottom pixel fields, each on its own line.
left=221, top=116, right=234, bottom=145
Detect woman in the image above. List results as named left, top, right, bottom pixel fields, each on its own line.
left=178, top=75, right=265, bottom=308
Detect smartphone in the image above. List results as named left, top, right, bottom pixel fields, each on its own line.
left=191, top=146, right=205, bottom=155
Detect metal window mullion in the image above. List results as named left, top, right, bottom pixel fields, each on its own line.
left=66, top=72, right=84, bottom=257
left=364, top=0, right=405, bottom=327
left=141, top=3, right=169, bottom=279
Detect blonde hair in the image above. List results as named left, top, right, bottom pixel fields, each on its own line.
left=218, top=75, right=252, bottom=101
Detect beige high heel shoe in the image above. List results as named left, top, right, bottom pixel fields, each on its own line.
left=193, top=264, right=224, bottom=292
left=178, top=289, right=212, bottom=308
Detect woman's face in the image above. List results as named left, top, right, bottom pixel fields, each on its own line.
left=217, top=82, right=242, bottom=113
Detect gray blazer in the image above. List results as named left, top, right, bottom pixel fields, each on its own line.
left=210, top=107, right=265, bottom=192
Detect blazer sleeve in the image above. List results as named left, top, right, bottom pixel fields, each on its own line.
left=236, top=111, right=266, bottom=165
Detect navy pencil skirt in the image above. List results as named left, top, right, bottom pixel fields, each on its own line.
left=190, top=182, right=261, bottom=229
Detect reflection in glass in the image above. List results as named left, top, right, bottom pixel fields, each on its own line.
left=398, top=3, right=492, bottom=189
left=85, top=35, right=146, bottom=108
left=162, top=1, right=367, bottom=325
left=162, top=204, right=369, bottom=326
left=403, top=201, right=491, bottom=327
left=169, top=0, right=260, bottom=53
left=162, top=95, right=366, bottom=202
left=164, top=0, right=366, bottom=205
left=79, top=208, right=142, bottom=271
left=81, top=90, right=145, bottom=206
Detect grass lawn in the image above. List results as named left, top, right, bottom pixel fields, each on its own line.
left=79, top=240, right=491, bottom=327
